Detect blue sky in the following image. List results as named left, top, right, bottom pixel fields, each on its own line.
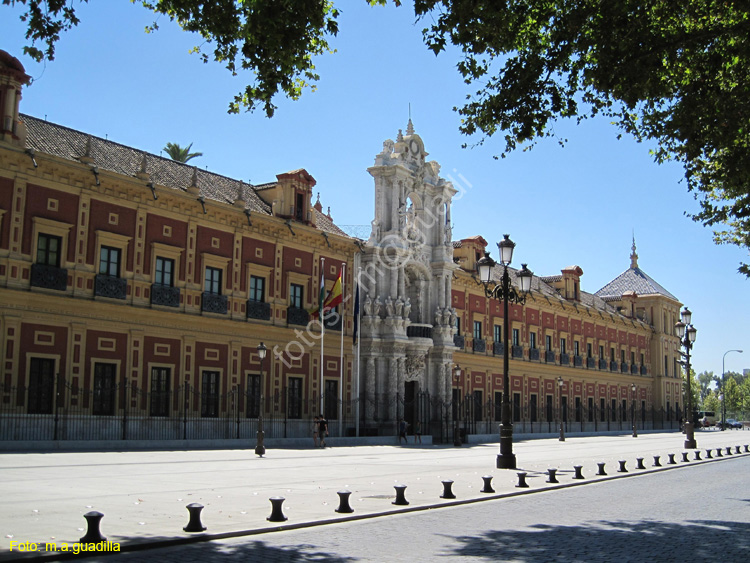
left=2, top=1, right=748, bottom=378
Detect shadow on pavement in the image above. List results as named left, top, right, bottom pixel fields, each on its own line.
left=448, top=519, right=750, bottom=561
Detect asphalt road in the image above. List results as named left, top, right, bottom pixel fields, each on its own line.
left=77, top=453, right=750, bottom=562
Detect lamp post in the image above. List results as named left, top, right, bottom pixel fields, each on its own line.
left=453, top=365, right=462, bottom=447
left=476, top=235, right=533, bottom=469
left=675, top=307, right=697, bottom=449
left=557, top=375, right=565, bottom=442
left=631, top=383, right=638, bottom=438
left=721, top=349, right=743, bottom=430
left=719, top=390, right=724, bottom=429
left=255, top=342, right=267, bottom=457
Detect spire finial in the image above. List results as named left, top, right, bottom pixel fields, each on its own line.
left=630, top=233, right=639, bottom=269
left=406, top=118, right=414, bottom=136
left=396, top=129, right=403, bottom=142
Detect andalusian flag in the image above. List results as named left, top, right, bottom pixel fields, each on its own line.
left=310, top=271, right=327, bottom=318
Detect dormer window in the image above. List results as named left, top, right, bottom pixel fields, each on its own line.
left=295, top=192, right=304, bottom=221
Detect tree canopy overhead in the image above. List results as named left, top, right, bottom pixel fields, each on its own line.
left=5, top=1, right=750, bottom=273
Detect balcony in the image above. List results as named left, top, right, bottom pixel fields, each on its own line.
left=529, top=348, right=540, bottom=361
left=610, top=361, right=618, bottom=372
left=94, top=274, right=127, bottom=300
left=201, top=292, right=227, bottom=314
left=324, top=312, right=342, bottom=331
left=573, top=355, right=583, bottom=367
left=546, top=350, right=556, bottom=363
left=287, top=306, right=310, bottom=326
left=560, top=353, right=570, bottom=366
left=453, top=334, right=465, bottom=348
left=587, top=357, right=596, bottom=369
left=246, top=300, right=271, bottom=321
left=493, top=341, right=504, bottom=356
left=640, top=365, right=648, bottom=375
left=631, top=364, right=639, bottom=375
left=30, top=263, right=68, bottom=291
left=151, top=284, right=180, bottom=307
left=621, top=362, right=629, bottom=373
left=472, top=338, right=486, bottom=353
left=599, top=359, right=608, bottom=370
left=407, top=325, right=433, bottom=339
left=512, top=345, right=524, bottom=358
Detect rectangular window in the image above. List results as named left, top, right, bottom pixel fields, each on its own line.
left=622, top=399, right=628, bottom=421
left=27, top=357, right=55, bottom=414
left=493, top=325, right=501, bottom=343
left=473, top=390, right=483, bottom=422
left=150, top=367, right=170, bottom=417
left=473, top=320, right=482, bottom=341
left=494, top=391, right=502, bottom=421
left=621, top=350, right=626, bottom=363
left=599, top=345, right=604, bottom=358
left=640, top=353, right=645, bottom=365
left=37, top=233, right=62, bottom=267
left=631, top=351, right=635, bottom=364
left=665, top=355, right=669, bottom=376
left=512, top=329, right=520, bottom=346
left=574, top=341, right=580, bottom=356
left=288, top=377, right=302, bottom=419
left=587, top=343, right=593, bottom=358
left=600, top=398, right=606, bottom=422
left=575, top=397, right=581, bottom=422
left=201, top=371, right=220, bottom=418
left=546, top=335, right=552, bottom=351
left=99, top=246, right=121, bottom=277
left=513, top=392, right=521, bottom=422
left=562, top=396, right=568, bottom=422
left=155, top=257, right=174, bottom=287
left=455, top=316, right=461, bottom=334
left=611, top=348, right=616, bottom=361
left=246, top=373, right=260, bottom=418
left=205, top=266, right=222, bottom=295
left=588, top=397, right=594, bottom=422
left=249, top=275, right=265, bottom=302
left=290, top=283, right=304, bottom=309
left=325, top=379, right=338, bottom=420
left=546, top=394, right=553, bottom=421
left=92, top=362, right=116, bottom=416
left=560, top=338, right=567, bottom=355
left=529, top=332, right=537, bottom=350
left=611, top=398, right=617, bottom=422
left=530, top=394, right=537, bottom=422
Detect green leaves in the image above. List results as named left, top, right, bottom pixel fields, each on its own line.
left=163, top=142, right=202, bottom=163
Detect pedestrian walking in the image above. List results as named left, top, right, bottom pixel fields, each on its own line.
left=414, top=420, right=422, bottom=444
left=318, top=415, right=329, bottom=447
left=312, top=415, right=319, bottom=448
left=398, top=418, right=408, bottom=444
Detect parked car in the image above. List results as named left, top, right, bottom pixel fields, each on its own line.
left=720, top=418, right=742, bottom=429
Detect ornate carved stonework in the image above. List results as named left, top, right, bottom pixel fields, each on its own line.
left=405, top=354, right=425, bottom=381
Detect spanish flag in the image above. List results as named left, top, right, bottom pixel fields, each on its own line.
left=323, top=268, right=343, bottom=311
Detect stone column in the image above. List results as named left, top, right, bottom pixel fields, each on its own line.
left=387, top=357, right=397, bottom=421
left=365, top=357, right=376, bottom=422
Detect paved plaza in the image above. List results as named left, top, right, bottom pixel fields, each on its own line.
left=1, top=429, right=749, bottom=561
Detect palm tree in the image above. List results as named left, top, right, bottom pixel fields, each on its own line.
left=163, top=142, right=203, bottom=163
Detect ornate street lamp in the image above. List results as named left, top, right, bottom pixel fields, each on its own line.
left=557, top=376, right=565, bottom=442
left=453, top=365, right=462, bottom=447
left=255, top=342, right=267, bottom=457
left=675, top=307, right=697, bottom=449
left=721, top=349, right=743, bottom=430
left=631, top=383, right=638, bottom=438
left=476, top=235, right=533, bottom=469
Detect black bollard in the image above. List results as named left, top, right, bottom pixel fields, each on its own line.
left=706, top=449, right=713, bottom=459
left=516, top=472, right=529, bottom=488
left=618, top=460, right=628, bottom=473
left=736, top=446, right=741, bottom=454
left=393, top=485, right=409, bottom=506
left=726, top=446, right=732, bottom=455
left=635, top=458, right=645, bottom=470
left=717, top=448, right=723, bottom=457
left=745, top=445, right=749, bottom=453
left=546, top=468, right=559, bottom=484
left=597, top=462, right=607, bottom=476
left=668, top=453, right=676, bottom=464
left=267, top=497, right=288, bottom=522
left=681, top=452, right=689, bottom=462
left=694, top=450, right=702, bottom=461
left=80, top=511, right=106, bottom=543
left=335, top=490, right=354, bottom=514
left=653, top=455, right=661, bottom=467
left=183, top=503, right=206, bottom=533
left=573, top=465, right=584, bottom=480
left=481, top=475, right=495, bottom=494
left=440, top=480, right=456, bottom=499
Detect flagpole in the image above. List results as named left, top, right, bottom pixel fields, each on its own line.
left=338, top=263, right=345, bottom=437
left=320, top=257, right=325, bottom=416
left=356, top=265, right=361, bottom=438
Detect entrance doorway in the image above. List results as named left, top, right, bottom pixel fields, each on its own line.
left=404, top=381, right=417, bottom=428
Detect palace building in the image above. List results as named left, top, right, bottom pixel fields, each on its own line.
left=0, top=50, right=684, bottom=444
